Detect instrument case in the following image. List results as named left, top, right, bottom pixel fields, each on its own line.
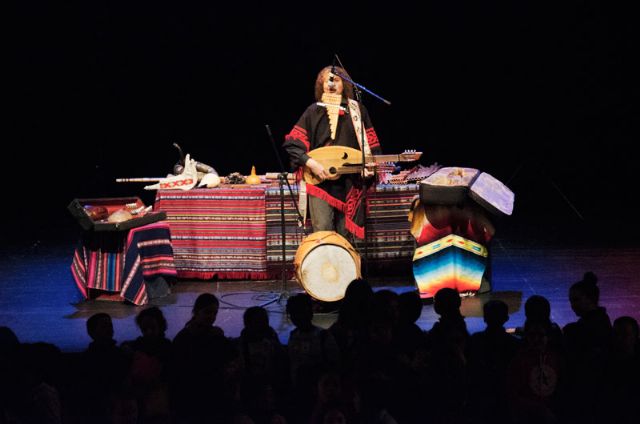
left=68, top=197, right=166, bottom=231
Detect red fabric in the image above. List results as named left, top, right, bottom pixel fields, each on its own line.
left=71, top=222, right=176, bottom=305
left=345, top=185, right=364, bottom=220
left=366, top=127, right=380, bottom=149
left=177, top=270, right=270, bottom=280
left=345, top=218, right=365, bottom=239
left=306, top=182, right=368, bottom=239
left=154, top=187, right=267, bottom=280
left=414, top=204, right=494, bottom=246
left=155, top=184, right=419, bottom=280
left=306, top=184, right=346, bottom=212
left=286, top=125, right=310, bottom=151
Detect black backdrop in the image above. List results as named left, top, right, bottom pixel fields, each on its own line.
left=6, top=1, right=636, bottom=241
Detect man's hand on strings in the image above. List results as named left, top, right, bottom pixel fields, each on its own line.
left=306, top=158, right=331, bottom=181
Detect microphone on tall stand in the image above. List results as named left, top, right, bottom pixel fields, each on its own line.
left=327, top=57, right=338, bottom=89
left=328, top=68, right=336, bottom=89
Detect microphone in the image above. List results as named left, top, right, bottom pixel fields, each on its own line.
left=328, top=70, right=335, bottom=89
left=327, top=59, right=337, bottom=88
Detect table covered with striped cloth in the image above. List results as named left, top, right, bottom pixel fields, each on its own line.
left=365, top=184, right=418, bottom=265
left=155, top=184, right=418, bottom=280
left=155, top=187, right=269, bottom=280
left=71, top=221, right=177, bottom=305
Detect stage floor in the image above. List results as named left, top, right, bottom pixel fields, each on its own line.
left=1, top=224, right=639, bottom=352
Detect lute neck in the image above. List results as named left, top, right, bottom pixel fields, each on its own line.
left=366, top=154, right=405, bottom=163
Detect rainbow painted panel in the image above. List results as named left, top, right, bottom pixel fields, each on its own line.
left=412, top=234, right=488, bottom=299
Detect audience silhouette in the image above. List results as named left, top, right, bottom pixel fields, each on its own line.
left=467, top=300, right=521, bottom=424
left=171, top=293, right=237, bottom=423
left=563, top=272, right=613, bottom=424
left=519, top=294, right=565, bottom=353
left=121, top=306, right=173, bottom=423
left=1, top=275, right=637, bottom=423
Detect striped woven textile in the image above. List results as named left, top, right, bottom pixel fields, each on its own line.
left=265, top=184, right=312, bottom=278
left=412, top=234, right=488, bottom=299
left=71, top=232, right=126, bottom=297
left=365, top=184, right=418, bottom=264
left=155, top=184, right=419, bottom=280
left=265, top=183, right=418, bottom=277
left=154, top=187, right=269, bottom=280
left=71, top=222, right=177, bottom=305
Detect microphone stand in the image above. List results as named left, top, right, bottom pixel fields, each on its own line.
left=265, top=124, right=308, bottom=303
left=332, top=69, right=391, bottom=278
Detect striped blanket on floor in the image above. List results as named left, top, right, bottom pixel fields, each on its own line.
left=71, top=222, right=177, bottom=305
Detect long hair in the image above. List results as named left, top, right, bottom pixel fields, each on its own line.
left=314, top=65, right=355, bottom=101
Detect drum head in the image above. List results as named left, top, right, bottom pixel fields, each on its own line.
left=298, top=244, right=358, bottom=302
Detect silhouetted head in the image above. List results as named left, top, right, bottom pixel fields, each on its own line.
left=243, top=306, right=270, bottom=335
left=372, top=289, right=400, bottom=325
left=398, top=290, right=423, bottom=325
left=135, top=306, right=168, bottom=339
left=569, top=271, right=600, bottom=317
left=525, top=295, right=551, bottom=323
left=338, top=278, right=374, bottom=327
left=434, top=288, right=461, bottom=317
left=0, top=326, right=19, bottom=357
left=613, top=316, right=639, bottom=356
left=86, top=312, right=114, bottom=342
left=286, top=293, right=313, bottom=328
left=191, top=293, right=219, bottom=326
left=483, top=299, right=509, bottom=328
left=344, top=278, right=373, bottom=300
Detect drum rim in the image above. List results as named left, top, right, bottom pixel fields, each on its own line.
left=296, top=242, right=361, bottom=302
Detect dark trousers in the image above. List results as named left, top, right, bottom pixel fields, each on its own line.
left=309, top=195, right=347, bottom=239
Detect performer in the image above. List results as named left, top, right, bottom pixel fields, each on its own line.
left=283, top=65, right=382, bottom=240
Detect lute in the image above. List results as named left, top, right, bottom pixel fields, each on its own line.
left=303, top=146, right=422, bottom=185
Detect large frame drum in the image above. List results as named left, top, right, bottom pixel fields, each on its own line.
left=294, top=231, right=361, bottom=302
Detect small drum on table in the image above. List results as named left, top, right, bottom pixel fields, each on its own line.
left=294, top=231, right=361, bottom=302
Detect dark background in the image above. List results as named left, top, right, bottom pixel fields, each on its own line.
left=6, top=1, right=637, bottom=243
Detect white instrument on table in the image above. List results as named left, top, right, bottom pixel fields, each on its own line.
left=116, top=154, right=200, bottom=191
left=144, top=154, right=198, bottom=191
left=294, top=231, right=361, bottom=302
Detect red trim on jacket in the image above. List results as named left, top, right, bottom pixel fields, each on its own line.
left=286, top=125, right=310, bottom=151
left=307, top=184, right=346, bottom=212
left=345, top=218, right=365, bottom=239
left=366, top=127, right=380, bottom=149
left=344, top=185, right=365, bottom=239
left=345, top=185, right=364, bottom=221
